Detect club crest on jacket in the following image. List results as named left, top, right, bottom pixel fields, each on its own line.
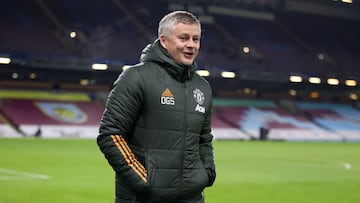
left=193, top=89, right=205, bottom=113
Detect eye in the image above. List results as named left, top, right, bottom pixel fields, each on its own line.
left=179, top=36, right=188, bottom=41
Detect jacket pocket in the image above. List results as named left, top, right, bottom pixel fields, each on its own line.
left=195, top=166, right=209, bottom=191
left=146, top=149, right=181, bottom=188
left=180, top=165, right=208, bottom=199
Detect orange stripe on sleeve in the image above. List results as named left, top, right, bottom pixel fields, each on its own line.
left=111, top=135, right=147, bottom=183
left=115, top=135, right=147, bottom=178
left=117, top=135, right=147, bottom=173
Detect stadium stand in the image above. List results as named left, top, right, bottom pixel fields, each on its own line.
left=297, top=102, right=360, bottom=141
left=1, top=99, right=102, bottom=126
left=212, top=107, right=251, bottom=140
left=0, top=109, right=23, bottom=137
left=0, top=0, right=359, bottom=141
left=0, top=90, right=359, bottom=142
left=1, top=0, right=358, bottom=73
left=0, top=90, right=103, bottom=138
left=276, top=12, right=360, bottom=76
left=212, top=13, right=317, bottom=74
left=211, top=98, right=358, bottom=141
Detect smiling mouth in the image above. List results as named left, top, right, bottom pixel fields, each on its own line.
left=184, top=52, right=194, bottom=58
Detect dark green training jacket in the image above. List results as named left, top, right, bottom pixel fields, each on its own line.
left=97, top=40, right=216, bottom=203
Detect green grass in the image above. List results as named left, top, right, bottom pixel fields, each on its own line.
left=0, top=138, right=359, bottom=203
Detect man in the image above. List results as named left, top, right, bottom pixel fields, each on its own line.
left=97, top=11, right=216, bottom=203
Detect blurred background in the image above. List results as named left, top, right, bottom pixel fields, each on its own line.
left=0, top=0, right=359, bottom=141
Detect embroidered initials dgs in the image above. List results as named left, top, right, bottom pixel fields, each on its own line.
left=161, top=88, right=175, bottom=106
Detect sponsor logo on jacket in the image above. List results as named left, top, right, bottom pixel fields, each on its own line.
left=161, top=88, right=175, bottom=105
left=193, top=89, right=205, bottom=113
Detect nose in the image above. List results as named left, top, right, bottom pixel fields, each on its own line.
left=187, top=39, right=198, bottom=48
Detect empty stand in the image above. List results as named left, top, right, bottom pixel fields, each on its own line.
left=211, top=98, right=352, bottom=141
left=277, top=12, right=360, bottom=75
left=298, top=102, right=360, bottom=141
left=1, top=0, right=359, bottom=79
left=0, top=99, right=102, bottom=126
left=0, top=91, right=104, bottom=138
left=213, top=14, right=318, bottom=74
left=0, top=1, right=359, bottom=141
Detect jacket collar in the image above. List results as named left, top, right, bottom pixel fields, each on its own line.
left=140, top=39, right=197, bottom=82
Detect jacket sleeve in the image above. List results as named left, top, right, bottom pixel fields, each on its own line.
left=97, top=67, right=147, bottom=194
left=199, top=96, right=216, bottom=187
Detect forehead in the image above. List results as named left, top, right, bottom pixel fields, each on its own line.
left=171, top=22, right=201, bottom=36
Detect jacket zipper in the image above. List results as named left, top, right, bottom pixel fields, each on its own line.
left=179, top=82, right=187, bottom=196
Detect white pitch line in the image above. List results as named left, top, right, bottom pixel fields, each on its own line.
left=0, top=168, right=51, bottom=180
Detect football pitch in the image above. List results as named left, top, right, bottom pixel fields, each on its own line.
left=0, top=138, right=359, bottom=203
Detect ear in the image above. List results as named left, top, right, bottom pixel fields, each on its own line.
left=159, top=35, right=167, bottom=49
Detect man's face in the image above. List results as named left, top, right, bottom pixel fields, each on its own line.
left=160, top=22, right=201, bottom=66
